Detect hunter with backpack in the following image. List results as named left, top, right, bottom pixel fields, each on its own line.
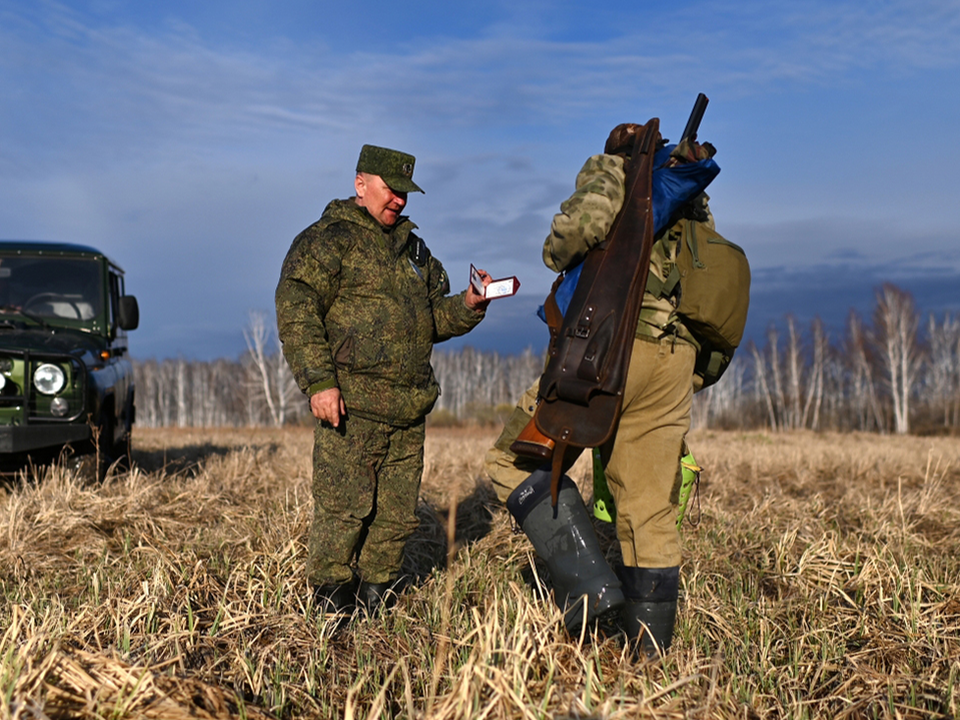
left=483, top=96, right=750, bottom=659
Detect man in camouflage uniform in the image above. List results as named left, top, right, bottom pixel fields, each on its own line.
left=486, top=123, right=705, bottom=657
left=276, top=145, right=490, bottom=615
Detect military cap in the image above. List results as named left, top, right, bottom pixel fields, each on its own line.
left=356, top=144, right=424, bottom=193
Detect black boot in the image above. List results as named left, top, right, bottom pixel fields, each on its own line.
left=507, top=468, right=625, bottom=634
left=618, top=566, right=679, bottom=659
left=357, top=576, right=407, bottom=615
left=313, top=581, right=356, bottom=616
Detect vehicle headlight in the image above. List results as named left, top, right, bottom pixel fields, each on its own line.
left=0, top=374, right=5, bottom=391
left=34, top=363, right=66, bottom=395
left=50, top=397, right=69, bottom=417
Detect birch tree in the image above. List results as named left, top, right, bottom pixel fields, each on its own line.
left=845, top=311, right=883, bottom=432
left=691, top=355, right=748, bottom=429
left=801, top=318, right=826, bottom=430
left=785, top=316, right=804, bottom=429
left=873, top=284, right=923, bottom=434
left=926, top=312, right=960, bottom=427
left=750, top=340, right=779, bottom=431
left=243, top=310, right=300, bottom=427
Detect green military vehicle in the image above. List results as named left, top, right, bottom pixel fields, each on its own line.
left=0, top=241, right=139, bottom=476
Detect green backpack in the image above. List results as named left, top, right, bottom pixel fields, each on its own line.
left=649, top=218, right=751, bottom=389
left=677, top=218, right=750, bottom=388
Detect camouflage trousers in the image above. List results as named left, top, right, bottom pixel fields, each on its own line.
left=484, top=335, right=695, bottom=568
left=308, top=414, right=425, bottom=587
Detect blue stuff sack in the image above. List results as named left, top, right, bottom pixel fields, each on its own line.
left=538, top=146, right=720, bottom=321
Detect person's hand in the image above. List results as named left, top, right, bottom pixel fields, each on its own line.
left=466, top=268, right=491, bottom=311
left=310, top=387, right=346, bottom=427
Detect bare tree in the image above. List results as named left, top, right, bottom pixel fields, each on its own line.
left=135, top=359, right=159, bottom=427
left=873, top=284, right=923, bottom=434
left=175, top=358, right=188, bottom=428
left=691, top=355, right=748, bottom=429
left=818, top=348, right=847, bottom=431
left=431, top=346, right=544, bottom=419
left=243, top=310, right=300, bottom=428
left=926, top=312, right=960, bottom=428
left=750, top=340, right=779, bottom=431
left=845, top=311, right=884, bottom=432
left=785, top=316, right=804, bottom=429
left=801, top=318, right=826, bottom=430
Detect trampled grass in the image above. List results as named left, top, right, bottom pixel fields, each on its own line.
left=1, top=426, right=958, bottom=719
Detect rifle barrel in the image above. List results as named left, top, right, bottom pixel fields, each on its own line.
left=681, top=93, right=709, bottom=142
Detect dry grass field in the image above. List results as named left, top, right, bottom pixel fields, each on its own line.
left=1, top=425, right=959, bottom=719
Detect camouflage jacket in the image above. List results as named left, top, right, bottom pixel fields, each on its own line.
left=543, top=153, right=699, bottom=347
left=276, top=199, right=484, bottom=426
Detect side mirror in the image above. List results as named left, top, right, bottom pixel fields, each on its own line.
left=118, top=295, right=139, bottom=331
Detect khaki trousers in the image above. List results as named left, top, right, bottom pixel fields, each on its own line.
left=601, top=337, right=694, bottom=567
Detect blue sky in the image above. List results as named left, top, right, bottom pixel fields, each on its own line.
left=2, top=0, right=959, bottom=359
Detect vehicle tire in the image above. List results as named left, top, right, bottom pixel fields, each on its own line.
left=92, top=415, right=115, bottom=482
left=110, top=430, right=131, bottom=473
left=71, top=453, right=98, bottom=484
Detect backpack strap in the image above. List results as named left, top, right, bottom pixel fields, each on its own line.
left=542, top=274, right=565, bottom=346
left=645, top=264, right=681, bottom=301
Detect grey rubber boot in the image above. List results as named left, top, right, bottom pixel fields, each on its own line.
left=618, top=565, right=680, bottom=659
left=357, top=576, right=407, bottom=615
left=507, top=467, right=625, bottom=634
left=313, top=581, right=356, bottom=617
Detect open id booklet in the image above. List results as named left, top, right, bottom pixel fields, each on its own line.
left=470, top=264, right=520, bottom=299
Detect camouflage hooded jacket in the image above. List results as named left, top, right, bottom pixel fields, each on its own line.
left=276, top=199, right=484, bottom=426
left=543, top=153, right=699, bottom=347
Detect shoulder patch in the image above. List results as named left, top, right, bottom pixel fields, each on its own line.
left=435, top=267, right=449, bottom=295
left=408, top=233, right=429, bottom=267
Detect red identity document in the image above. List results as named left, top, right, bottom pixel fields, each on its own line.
left=470, top=264, right=520, bottom=299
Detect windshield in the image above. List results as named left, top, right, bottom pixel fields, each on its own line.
left=0, top=255, right=103, bottom=323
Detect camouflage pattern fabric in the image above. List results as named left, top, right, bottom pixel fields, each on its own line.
left=541, top=153, right=699, bottom=348
left=483, top=377, right=584, bottom=501
left=356, top=144, right=424, bottom=193
left=308, top=414, right=425, bottom=585
left=276, top=198, right=484, bottom=426
left=276, top=196, right=485, bottom=586
left=542, top=154, right=627, bottom=273
left=484, top=379, right=551, bottom=500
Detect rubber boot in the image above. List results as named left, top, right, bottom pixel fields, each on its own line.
left=507, top=467, right=625, bottom=634
left=618, top=565, right=679, bottom=659
left=313, top=580, right=356, bottom=619
left=357, top=576, right=407, bottom=615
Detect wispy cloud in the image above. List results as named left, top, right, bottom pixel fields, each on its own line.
left=730, top=215, right=960, bottom=274
left=5, top=0, right=959, bottom=168
left=2, top=0, right=959, bottom=358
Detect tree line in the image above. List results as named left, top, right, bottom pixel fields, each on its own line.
left=133, top=286, right=960, bottom=435
left=694, top=284, right=959, bottom=434
left=132, top=311, right=545, bottom=429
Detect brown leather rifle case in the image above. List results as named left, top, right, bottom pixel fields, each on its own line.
left=511, top=118, right=661, bottom=504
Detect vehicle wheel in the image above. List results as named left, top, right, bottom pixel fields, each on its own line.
left=72, top=453, right=100, bottom=485
left=110, top=431, right=131, bottom=473
left=92, top=416, right=115, bottom=482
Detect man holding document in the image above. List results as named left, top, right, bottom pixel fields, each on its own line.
left=276, top=144, right=495, bottom=617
